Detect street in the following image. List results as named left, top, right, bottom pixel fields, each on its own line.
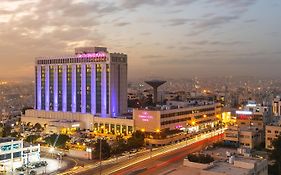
left=115, top=134, right=223, bottom=175
left=61, top=128, right=224, bottom=175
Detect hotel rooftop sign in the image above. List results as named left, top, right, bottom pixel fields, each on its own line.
left=36, top=52, right=108, bottom=64
left=77, top=52, right=106, bottom=58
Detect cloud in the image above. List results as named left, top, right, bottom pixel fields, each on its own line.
left=194, top=16, right=238, bottom=29
left=0, top=0, right=113, bottom=79
left=141, top=55, right=165, bottom=59
left=173, top=0, right=197, bottom=6
left=191, top=40, right=245, bottom=46
left=168, top=18, right=189, bottom=26
left=140, top=32, right=151, bottom=36
left=206, top=0, right=257, bottom=10
left=183, top=15, right=239, bottom=36
left=0, top=9, right=13, bottom=14
left=114, top=22, right=130, bottom=27
left=182, top=0, right=258, bottom=36
left=184, top=15, right=239, bottom=36
left=120, top=0, right=168, bottom=9
left=120, top=0, right=195, bottom=9
left=244, top=19, right=257, bottom=23
left=0, top=0, right=278, bottom=80
left=150, top=54, right=281, bottom=66
left=179, top=46, right=193, bottom=50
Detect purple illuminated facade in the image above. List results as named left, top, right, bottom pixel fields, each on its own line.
left=34, top=47, right=127, bottom=117
left=62, top=65, right=67, bottom=112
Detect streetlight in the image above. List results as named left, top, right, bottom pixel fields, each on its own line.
left=149, top=144, right=152, bottom=159
left=156, top=129, right=160, bottom=139
left=99, top=138, right=102, bottom=175
left=49, top=147, right=55, bottom=158
left=186, top=131, right=189, bottom=145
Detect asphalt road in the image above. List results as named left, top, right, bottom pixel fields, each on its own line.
left=75, top=133, right=223, bottom=175
left=59, top=129, right=224, bottom=175
left=114, top=134, right=223, bottom=175
left=41, top=151, right=94, bottom=175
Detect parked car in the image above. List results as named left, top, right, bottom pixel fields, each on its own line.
left=29, top=170, right=36, bottom=175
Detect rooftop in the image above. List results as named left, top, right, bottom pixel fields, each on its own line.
left=267, top=116, right=281, bottom=126
left=51, top=119, right=80, bottom=123
left=138, top=100, right=217, bottom=111
left=0, top=137, right=17, bottom=143
left=204, top=161, right=249, bottom=175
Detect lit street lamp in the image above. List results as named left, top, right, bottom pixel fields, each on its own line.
left=99, top=138, right=103, bottom=175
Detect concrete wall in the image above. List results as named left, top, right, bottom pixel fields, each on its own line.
left=145, top=133, right=188, bottom=145
left=266, top=125, right=281, bottom=149
left=68, top=149, right=92, bottom=160
left=23, top=109, right=134, bottom=130
left=183, top=159, right=211, bottom=169
left=200, top=170, right=227, bottom=175
left=133, top=109, right=161, bottom=132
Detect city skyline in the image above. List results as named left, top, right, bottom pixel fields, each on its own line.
left=1, top=1, right=281, bottom=174
left=0, top=0, right=280, bottom=80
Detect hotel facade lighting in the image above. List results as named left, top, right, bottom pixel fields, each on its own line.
left=35, top=47, right=127, bottom=117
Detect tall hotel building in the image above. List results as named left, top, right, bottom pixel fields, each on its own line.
left=23, top=46, right=222, bottom=141
left=35, top=47, right=127, bottom=117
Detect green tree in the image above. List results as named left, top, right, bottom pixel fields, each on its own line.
left=269, top=135, right=281, bottom=174
left=10, top=132, right=20, bottom=138
left=2, top=124, right=12, bottom=137
left=33, top=123, right=43, bottom=131
left=111, top=138, right=127, bottom=156
left=44, top=134, right=70, bottom=148
left=93, top=139, right=111, bottom=160
left=127, top=131, right=145, bottom=150
left=0, top=126, right=3, bottom=137
left=25, top=134, right=40, bottom=144
left=187, top=154, right=214, bottom=164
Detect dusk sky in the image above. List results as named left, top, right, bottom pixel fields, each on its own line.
left=0, top=0, right=280, bottom=80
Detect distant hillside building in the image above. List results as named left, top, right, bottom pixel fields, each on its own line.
left=272, top=96, right=281, bottom=116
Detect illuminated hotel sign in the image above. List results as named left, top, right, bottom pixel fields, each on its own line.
left=77, top=52, right=106, bottom=58
left=37, top=52, right=107, bottom=64
left=139, top=111, right=153, bottom=122
left=175, top=125, right=183, bottom=129
left=246, top=104, right=257, bottom=107
left=236, top=110, right=252, bottom=120
left=235, top=111, right=252, bottom=115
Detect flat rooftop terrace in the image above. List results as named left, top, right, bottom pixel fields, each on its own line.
left=204, top=161, right=249, bottom=175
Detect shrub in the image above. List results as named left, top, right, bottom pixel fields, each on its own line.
left=187, top=154, right=214, bottom=164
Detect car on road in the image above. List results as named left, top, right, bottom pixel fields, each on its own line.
left=29, top=170, right=36, bottom=175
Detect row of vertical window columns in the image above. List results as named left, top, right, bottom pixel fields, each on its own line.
left=36, top=64, right=107, bottom=116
